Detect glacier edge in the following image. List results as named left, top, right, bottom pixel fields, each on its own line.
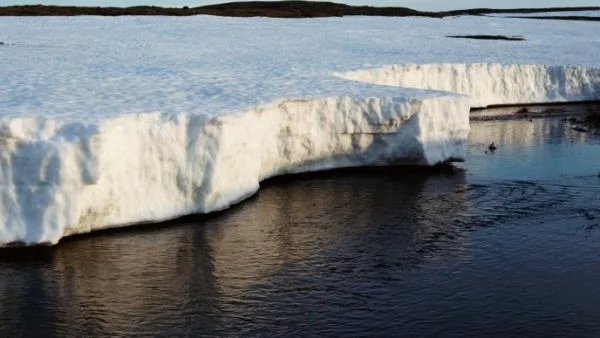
left=2, top=62, right=600, bottom=246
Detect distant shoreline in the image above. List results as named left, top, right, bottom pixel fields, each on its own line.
left=0, top=1, right=599, bottom=19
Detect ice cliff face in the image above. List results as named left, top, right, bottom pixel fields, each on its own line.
left=0, top=94, right=469, bottom=245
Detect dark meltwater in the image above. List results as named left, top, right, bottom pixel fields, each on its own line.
left=1, top=107, right=600, bottom=337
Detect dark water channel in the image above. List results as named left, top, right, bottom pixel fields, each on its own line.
left=1, top=106, right=600, bottom=337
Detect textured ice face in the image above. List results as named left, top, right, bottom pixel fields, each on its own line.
left=1, top=15, right=599, bottom=246
left=0, top=95, right=471, bottom=245
left=337, top=64, right=600, bottom=108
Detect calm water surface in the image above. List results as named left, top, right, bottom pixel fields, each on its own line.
left=1, top=108, right=600, bottom=337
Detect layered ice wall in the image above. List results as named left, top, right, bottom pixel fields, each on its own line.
left=338, top=64, right=600, bottom=108
left=0, top=94, right=470, bottom=245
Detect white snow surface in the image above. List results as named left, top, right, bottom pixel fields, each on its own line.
left=1, top=15, right=599, bottom=245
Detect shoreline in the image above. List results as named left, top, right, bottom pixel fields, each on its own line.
left=0, top=1, right=599, bottom=18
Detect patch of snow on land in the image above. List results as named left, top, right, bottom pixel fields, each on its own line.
left=0, top=15, right=599, bottom=246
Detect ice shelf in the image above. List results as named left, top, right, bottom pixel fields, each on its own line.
left=1, top=15, right=599, bottom=246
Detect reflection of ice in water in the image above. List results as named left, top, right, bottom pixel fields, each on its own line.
left=0, top=169, right=472, bottom=335
left=209, top=170, right=471, bottom=292
left=467, top=106, right=600, bottom=181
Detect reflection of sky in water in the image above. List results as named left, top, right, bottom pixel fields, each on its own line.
left=466, top=117, right=600, bottom=181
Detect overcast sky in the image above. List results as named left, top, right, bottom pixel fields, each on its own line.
left=1, top=0, right=599, bottom=11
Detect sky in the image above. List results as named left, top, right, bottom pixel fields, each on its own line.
left=0, top=0, right=599, bottom=11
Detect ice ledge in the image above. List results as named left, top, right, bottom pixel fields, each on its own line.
left=337, top=63, right=600, bottom=108
left=1, top=93, right=470, bottom=246
left=2, top=62, right=600, bottom=246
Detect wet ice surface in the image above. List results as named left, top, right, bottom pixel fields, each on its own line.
left=1, top=109, right=600, bottom=337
